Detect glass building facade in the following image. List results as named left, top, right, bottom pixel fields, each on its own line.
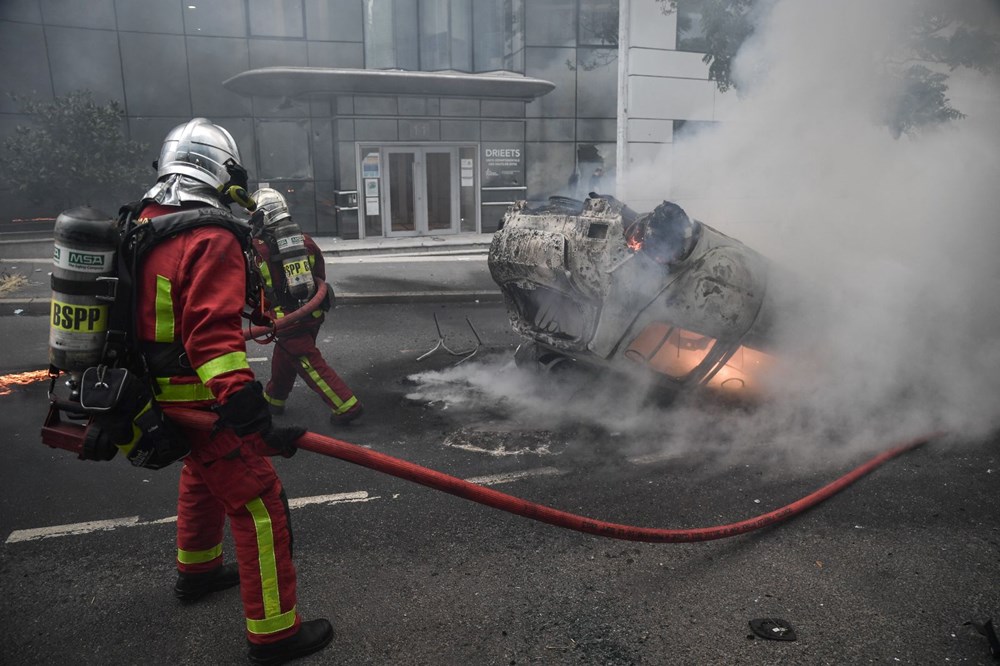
left=0, top=0, right=620, bottom=238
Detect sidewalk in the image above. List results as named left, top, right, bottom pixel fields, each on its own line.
left=0, top=232, right=501, bottom=316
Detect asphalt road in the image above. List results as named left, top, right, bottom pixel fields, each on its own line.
left=1, top=302, right=997, bottom=665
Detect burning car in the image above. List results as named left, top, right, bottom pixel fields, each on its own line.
left=488, top=194, right=788, bottom=399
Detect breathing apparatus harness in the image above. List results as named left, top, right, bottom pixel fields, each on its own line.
left=46, top=201, right=272, bottom=470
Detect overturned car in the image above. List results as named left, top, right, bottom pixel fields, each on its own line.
left=488, top=194, right=789, bottom=399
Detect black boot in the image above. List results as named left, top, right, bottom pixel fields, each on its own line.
left=247, top=619, right=334, bottom=666
left=329, top=402, right=364, bottom=426
left=174, top=563, right=240, bottom=602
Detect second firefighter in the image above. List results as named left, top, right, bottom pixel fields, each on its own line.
left=251, top=187, right=364, bottom=426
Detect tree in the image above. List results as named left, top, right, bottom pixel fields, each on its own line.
left=658, top=0, right=1000, bottom=136
left=0, top=90, right=149, bottom=214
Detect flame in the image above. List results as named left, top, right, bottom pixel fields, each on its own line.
left=0, top=369, right=51, bottom=396
left=624, top=222, right=645, bottom=252
left=625, top=323, right=775, bottom=396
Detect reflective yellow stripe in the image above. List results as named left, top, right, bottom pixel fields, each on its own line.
left=259, top=261, right=273, bottom=289
left=263, top=393, right=285, bottom=407
left=195, top=351, right=249, bottom=384
left=155, top=378, right=215, bottom=402
left=246, top=606, right=297, bottom=635
left=335, top=395, right=358, bottom=414
left=245, top=497, right=287, bottom=628
left=115, top=399, right=152, bottom=455
left=299, top=357, right=355, bottom=413
left=154, top=275, right=174, bottom=342
left=177, top=543, right=222, bottom=565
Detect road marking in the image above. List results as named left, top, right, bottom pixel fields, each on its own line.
left=4, top=493, right=375, bottom=544
left=627, top=451, right=683, bottom=466
left=328, top=254, right=487, bottom=265
left=287, top=490, right=377, bottom=508
left=5, top=454, right=673, bottom=545
left=6, top=516, right=141, bottom=543
left=465, top=467, right=565, bottom=486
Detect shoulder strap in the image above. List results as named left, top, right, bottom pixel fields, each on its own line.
left=102, top=206, right=255, bottom=374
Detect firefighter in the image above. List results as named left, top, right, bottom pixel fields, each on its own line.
left=136, top=119, right=332, bottom=664
left=249, top=187, right=364, bottom=427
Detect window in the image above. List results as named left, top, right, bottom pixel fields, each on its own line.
left=249, top=0, right=304, bottom=38
left=578, top=0, right=618, bottom=47
left=675, top=0, right=708, bottom=53
left=474, top=0, right=524, bottom=72
left=365, top=0, right=523, bottom=73
left=673, top=119, right=719, bottom=139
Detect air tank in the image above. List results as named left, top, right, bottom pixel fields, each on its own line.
left=49, top=207, right=118, bottom=372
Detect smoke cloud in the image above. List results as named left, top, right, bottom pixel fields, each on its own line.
left=624, top=0, right=1000, bottom=452
left=410, top=0, right=1000, bottom=467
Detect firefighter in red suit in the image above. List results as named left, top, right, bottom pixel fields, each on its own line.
left=136, top=119, right=332, bottom=665
left=249, top=187, right=363, bottom=426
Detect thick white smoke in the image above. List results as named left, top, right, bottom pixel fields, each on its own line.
left=410, top=0, right=1000, bottom=466
left=626, top=0, right=1000, bottom=453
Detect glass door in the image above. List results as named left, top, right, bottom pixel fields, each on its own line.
left=383, top=146, right=460, bottom=236
left=385, top=149, right=418, bottom=235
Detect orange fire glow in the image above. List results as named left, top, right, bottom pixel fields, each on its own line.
left=624, top=222, right=645, bottom=252
left=625, top=322, right=775, bottom=394
left=0, top=370, right=51, bottom=396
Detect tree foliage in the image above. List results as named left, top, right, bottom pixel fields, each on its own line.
left=658, top=0, right=1000, bottom=136
left=0, top=90, right=149, bottom=213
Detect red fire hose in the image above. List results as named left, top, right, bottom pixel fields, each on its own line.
left=39, top=277, right=937, bottom=543
left=243, top=280, right=329, bottom=341
left=168, top=407, right=938, bottom=543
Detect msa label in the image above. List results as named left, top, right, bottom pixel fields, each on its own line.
left=276, top=235, right=305, bottom=251
left=53, top=244, right=114, bottom=273
left=50, top=300, right=109, bottom=333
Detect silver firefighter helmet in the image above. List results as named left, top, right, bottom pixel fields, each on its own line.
left=155, top=118, right=242, bottom=190
left=143, top=118, right=245, bottom=209
left=251, top=187, right=291, bottom=229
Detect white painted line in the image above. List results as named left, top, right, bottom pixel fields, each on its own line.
left=287, top=491, right=376, bottom=508
left=147, top=516, right=178, bottom=525
left=4, top=463, right=608, bottom=545
left=464, top=467, right=565, bottom=486
left=6, top=516, right=141, bottom=544
left=626, top=451, right=683, bottom=466
left=247, top=357, right=269, bottom=363
left=328, top=254, right=487, bottom=265
left=5, top=491, right=376, bottom=545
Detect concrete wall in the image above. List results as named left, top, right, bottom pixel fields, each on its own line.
left=617, top=0, right=738, bottom=214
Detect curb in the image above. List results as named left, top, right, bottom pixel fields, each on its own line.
left=0, top=291, right=504, bottom=316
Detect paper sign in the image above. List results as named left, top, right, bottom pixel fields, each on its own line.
left=362, top=152, right=380, bottom=179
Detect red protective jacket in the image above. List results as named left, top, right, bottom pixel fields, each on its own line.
left=136, top=204, right=253, bottom=399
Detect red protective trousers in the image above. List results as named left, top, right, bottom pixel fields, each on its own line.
left=265, top=321, right=358, bottom=416
left=171, top=422, right=301, bottom=644
left=136, top=203, right=301, bottom=644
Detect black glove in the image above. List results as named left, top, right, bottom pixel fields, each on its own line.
left=260, top=425, right=306, bottom=458
left=212, top=381, right=271, bottom=437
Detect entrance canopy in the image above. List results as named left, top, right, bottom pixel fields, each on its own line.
left=223, top=67, right=555, bottom=102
